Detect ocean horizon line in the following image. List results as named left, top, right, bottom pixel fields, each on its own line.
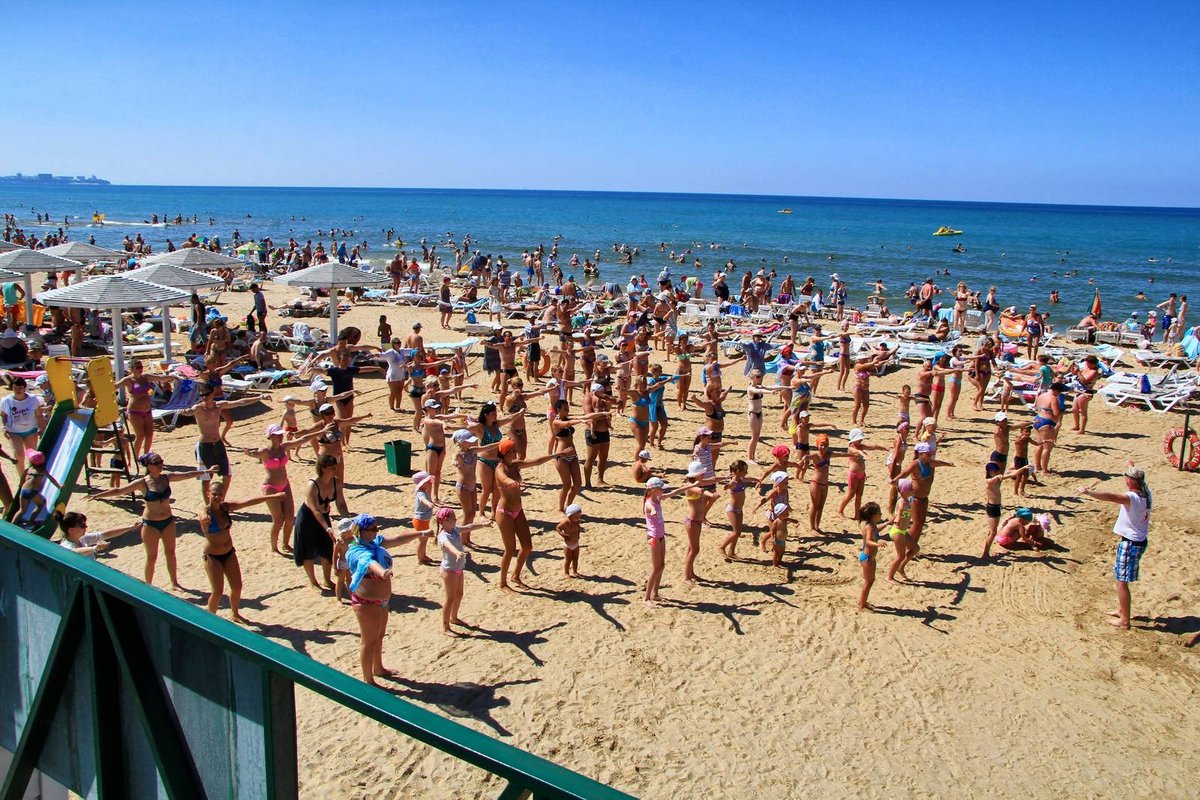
left=22, top=182, right=1199, bottom=214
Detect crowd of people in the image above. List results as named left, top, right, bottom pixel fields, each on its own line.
left=0, top=216, right=1175, bottom=686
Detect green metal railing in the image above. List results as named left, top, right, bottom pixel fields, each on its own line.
left=0, top=522, right=633, bottom=800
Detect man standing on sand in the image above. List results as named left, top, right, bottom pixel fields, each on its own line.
left=1078, top=462, right=1151, bottom=629
left=184, top=385, right=267, bottom=501
left=917, top=278, right=935, bottom=318
left=250, top=283, right=268, bottom=332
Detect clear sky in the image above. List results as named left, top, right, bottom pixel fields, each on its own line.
left=3, top=1, right=1197, bottom=206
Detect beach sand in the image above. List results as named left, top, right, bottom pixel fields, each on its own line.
left=61, top=282, right=1199, bottom=798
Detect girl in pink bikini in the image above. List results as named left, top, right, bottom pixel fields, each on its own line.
left=243, top=423, right=325, bottom=555
left=836, top=428, right=889, bottom=521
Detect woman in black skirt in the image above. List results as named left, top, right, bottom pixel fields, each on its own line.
left=293, top=454, right=339, bottom=590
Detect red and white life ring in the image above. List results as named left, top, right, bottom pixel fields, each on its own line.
left=1163, top=428, right=1200, bottom=470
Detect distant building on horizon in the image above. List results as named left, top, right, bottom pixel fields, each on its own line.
left=0, top=172, right=111, bottom=186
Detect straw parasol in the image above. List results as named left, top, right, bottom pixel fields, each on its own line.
left=143, top=247, right=246, bottom=270
left=0, top=248, right=83, bottom=328
left=273, top=262, right=389, bottom=338
left=40, top=241, right=127, bottom=263
left=123, top=263, right=225, bottom=361
left=37, top=275, right=190, bottom=381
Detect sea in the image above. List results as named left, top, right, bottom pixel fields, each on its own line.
left=2, top=185, right=1197, bottom=322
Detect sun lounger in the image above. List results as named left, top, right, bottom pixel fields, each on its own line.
left=1132, top=349, right=1192, bottom=369
left=152, top=380, right=198, bottom=430
left=424, top=338, right=480, bottom=356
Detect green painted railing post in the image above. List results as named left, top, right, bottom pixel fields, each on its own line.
left=85, top=587, right=129, bottom=799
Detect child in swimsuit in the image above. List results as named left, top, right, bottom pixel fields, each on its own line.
left=857, top=502, right=885, bottom=610
left=17, top=450, right=61, bottom=528
left=896, top=384, right=912, bottom=425
left=1012, top=424, right=1034, bottom=497
left=435, top=507, right=491, bottom=637
left=333, top=518, right=356, bottom=603
left=766, top=501, right=790, bottom=568
left=642, top=477, right=693, bottom=607
left=411, top=471, right=438, bottom=564
left=719, top=460, right=749, bottom=559
left=556, top=503, right=583, bottom=577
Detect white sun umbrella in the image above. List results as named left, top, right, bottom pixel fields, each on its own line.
left=143, top=247, right=246, bottom=271
left=124, top=263, right=225, bottom=361
left=37, top=275, right=190, bottom=382
left=0, top=240, right=26, bottom=253
left=40, top=241, right=127, bottom=264
left=273, top=262, right=389, bottom=338
left=0, top=248, right=84, bottom=329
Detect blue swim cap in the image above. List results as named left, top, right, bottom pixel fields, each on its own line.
left=353, top=513, right=377, bottom=530
left=1016, top=507, right=1033, bottom=520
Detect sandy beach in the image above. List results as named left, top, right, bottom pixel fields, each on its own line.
left=56, top=281, right=1199, bottom=799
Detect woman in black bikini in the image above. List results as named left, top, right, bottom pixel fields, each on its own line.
left=1070, top=355, right=1102, bottom=433
left=690, top=382, right=732, bottom=470
left=969, top=338, right=996, bottom=412
left=88, top=453, right=211, bottom=589
left=293, top=455, right=340, bottom=591
left=583, top=381, right=613, bottom=487
left=199, top=475, right=281, bottom=623
left=549, top=398, right=609, bottom=512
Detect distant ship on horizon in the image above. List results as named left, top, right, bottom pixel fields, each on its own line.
left=0, top=172, right=111, bottom=186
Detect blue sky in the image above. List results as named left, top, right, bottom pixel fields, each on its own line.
left=2, top=1, right=1197, bottom=205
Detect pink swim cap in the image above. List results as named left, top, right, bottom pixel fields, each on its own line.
left=897, top=478, right=915, bottom=494
left=435, top=507, right=455, bottom=522
left=771, top=444, right=790, bottom=459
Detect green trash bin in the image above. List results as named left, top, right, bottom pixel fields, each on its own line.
left=384, top=439, right=412, bottom=476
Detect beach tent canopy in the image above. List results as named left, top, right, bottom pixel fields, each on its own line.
left=143, top=247, right=246, bottom=270
left=39, top=241, right=127, bottom=263
left=0, top=240, right=26, bottom=252
left=273, top=262, right=389, bottom=338
left=124, top=263, right=225, bottom=291
left=37, top=275, right=190, bottom=380
left=0, top=248, right=85, bottom=327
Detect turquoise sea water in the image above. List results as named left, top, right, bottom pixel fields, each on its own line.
left=2, top=185, right=1197, bottom=321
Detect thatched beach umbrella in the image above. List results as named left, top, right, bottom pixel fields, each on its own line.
left=143, top=247, right=246, bottom=271
left=124, top=263, right=225, bottom=361
left=273, top=262, right=389, bottom=338
left=0, top=248, right=82, bottom=328
left=40, top=241, right=126, bottom=263
left=37, top=275, right=190, bottom=381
